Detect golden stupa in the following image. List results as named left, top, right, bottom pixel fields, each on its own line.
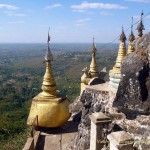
left=137, top=11, right=145, bottom=38
left=27, top=31, right=70, bottom=128
left=128, top=18, right=135, bottom=54
left=109, top=27, right=127, bottom=90
left=80, top=37, right=99, bottom=94
left=89, top=37, right=99, bottom=78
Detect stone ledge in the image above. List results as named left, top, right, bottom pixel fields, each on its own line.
left=23, top=131, right=41, bottom=150
left=34, top=131, right=40, bottom=149
left=86, top=82, right=109, bottom=94
left=89, top=112, right=111, bottom=125
left=23, top=137, right=34, bottom=150
left=107, top=131, right=134, bottom=146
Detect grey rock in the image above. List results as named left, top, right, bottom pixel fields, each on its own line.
left=69, top=84, right=110, bottom=150
left=113, top=32, right=150, bottom=118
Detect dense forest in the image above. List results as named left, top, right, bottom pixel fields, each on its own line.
left=0, top=43, right=117, bottom=149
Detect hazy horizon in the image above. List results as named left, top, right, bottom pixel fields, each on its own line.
left=0, top=42, right=119, bottom=53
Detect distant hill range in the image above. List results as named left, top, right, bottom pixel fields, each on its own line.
left=0, top=43, right=119, bottom=53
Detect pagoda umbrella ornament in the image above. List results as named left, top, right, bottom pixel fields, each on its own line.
left=128, top=17, right=135, bottom=54
left=137, top=11, right=145, bottom=38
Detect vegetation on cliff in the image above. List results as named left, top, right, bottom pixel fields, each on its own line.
left=0, top=43, right=116, bottom=149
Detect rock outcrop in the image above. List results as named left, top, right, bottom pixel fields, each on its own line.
left=67, top=83, right=111, bottom=150
left=69, top=96, right=83, bottom=122
left=67, top=32, right=150, bottom=150
left=113, top=32, right=150, bottom=118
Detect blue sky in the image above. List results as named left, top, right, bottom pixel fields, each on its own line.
left=0, top=0, right=150, bottom=43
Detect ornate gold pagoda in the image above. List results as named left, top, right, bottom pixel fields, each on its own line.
left=128, top=18, right=135, bottom=54
left=109, top=27, right=127, bottom=90
left=111, top=27, right=127, bottom=73
left=27, top=31, right=70, bottom=128
left=137, top=11, right=145, bottom=38
left=80, top=37, right=99, bottom=94
left=89, top=37, right=99, bottom=78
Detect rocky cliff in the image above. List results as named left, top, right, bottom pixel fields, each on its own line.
left=67, top=32, right=150, bottom=150
left=113, top=32, right=150, bottom=118
left=67, top=83, right=114, bottom=150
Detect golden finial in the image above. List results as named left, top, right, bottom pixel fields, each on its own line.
left=89, top=36, right=99, bottom=78
left=92, top=36, right=96, bottom=52
left=41, top=29, right=57, bottom=96
left=114, top=27, right=127, bottom=69
left=137, top=11, right=145, bottom=37
left=128, top=17, right=135, bottom=54
left=45, top=28, right=53, bottom=61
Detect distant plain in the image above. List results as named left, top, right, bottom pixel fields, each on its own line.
left=0, top=43, right=117, bottom=149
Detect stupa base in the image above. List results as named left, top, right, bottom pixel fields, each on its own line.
left=27, top=93, right=71, bottom=128
left=109, top=69, right=122, bottom=91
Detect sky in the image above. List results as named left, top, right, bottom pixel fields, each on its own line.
left=0, top=0, right=150, bottom=43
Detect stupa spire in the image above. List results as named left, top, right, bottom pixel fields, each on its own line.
left=89, top=36, right=99, bottom=78
left=114, top=27, right=127, bottom=68
left=92, top=36, right=96, bottom=52
left=45, top=28, right=53, bottom=61
left=128, top=17, right=135, bottom=54
left=42, top=29, right=57, bottom=96
left=109, top=27, right=127, bottom=91
left=137, top=11, right=145, bottom=37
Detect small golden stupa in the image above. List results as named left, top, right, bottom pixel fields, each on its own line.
left=109, top=27, right=127, bottom=90
left=127, top=17, right=135, bottom=54
left=80, top=37, right=99, bottom=94
left=137, top=11, right=145, bottom=38
left=27, top=31, right=70, bottom=128
left=89, top=37, right=99, bottom=78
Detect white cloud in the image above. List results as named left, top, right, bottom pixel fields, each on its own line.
left=46, top=3, right=62, bottom=9
left=133, top=15, right=150, bottom=20
left=76, top=18, right=91, bottom=23
left=9, top=21, right=24, bottom=24
left=71, top=1, right=127, bottom=12
left=4, top=11, right=26, bottom=16
left=72, top=9, right=94, bottom=15
left=73, top=9, right=86, bottom=13
left=133, top=15, right=141, bottom=20
left=75, top=18, right=91, bottom=26
left=0, top=4, right=18, bottom=10
left=75, top=23, right=83, bottom=26
left=100, top=11, right=114, bottom=16
left=26, top=10, right=34, bottom=12
left=3, top=11, right=14, bottom=16
left=15, top=13, right=26, bottom=16
left=124, top=0, right=150, bottom=3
